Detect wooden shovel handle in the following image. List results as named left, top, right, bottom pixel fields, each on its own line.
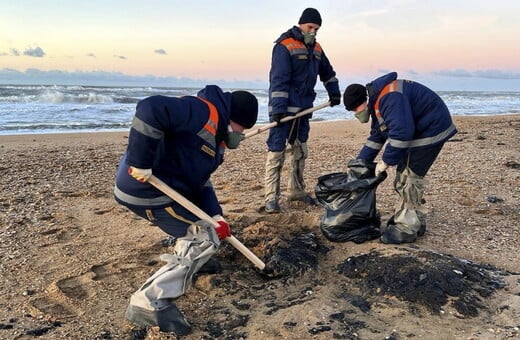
left=244, top=101, right=331, bottom=139
left=148, top=175, right=266, bottom=270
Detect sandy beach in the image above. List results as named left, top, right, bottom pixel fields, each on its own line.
left=0, top=115, right=519, bottom=339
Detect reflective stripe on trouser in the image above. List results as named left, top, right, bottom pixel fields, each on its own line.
left=287, top=140, right=308, bottom=198
left=264, top=151, right=285, bottom=202
left=393, top=167, right=427, bottom=232
left=128, top=220, right=219, bottom=310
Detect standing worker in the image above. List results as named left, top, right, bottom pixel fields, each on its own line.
left=343, top=71, right=457, bottom=244
left=264, top=7, right=341, bottom=213
left=114, top=85, right=258, bottom=334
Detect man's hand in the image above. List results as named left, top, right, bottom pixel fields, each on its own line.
left=329, top=93, right=341, bottom=107
left=271, top=113, right=284, bottom=124
left=213, top=215, right=231, bottom=240
left=128, top=166, right=152, bottom=182
left=375, top=161, right=389, bottom=177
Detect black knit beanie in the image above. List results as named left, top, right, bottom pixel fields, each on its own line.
left=343, top=84, right=367, bottom=111
left=230, top=91, right=258, bottom=129
left=298, top=8, right=322, bottom=26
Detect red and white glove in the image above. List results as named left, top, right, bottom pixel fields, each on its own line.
left=213, top=215, right=231, bottom=240
left=128, top=166, right=152, bottom=182
left=375, top=161, right=389, bottom=177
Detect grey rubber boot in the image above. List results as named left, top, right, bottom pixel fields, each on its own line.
left=286, top=141, right=313, bottom=202
left=381, top=168, right=427, bottom=244
left=125, top=299, right=191, bottom=335
left=265, top=200, right=281, bottom=213
left=264, top=151, right=284, bottom=212
left=125, top=220, right=219, bottom=333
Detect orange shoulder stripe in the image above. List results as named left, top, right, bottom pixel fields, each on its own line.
left=197, top=97, right=219, bottom=136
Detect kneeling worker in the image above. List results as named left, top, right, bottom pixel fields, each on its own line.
left=114, top=85, right=258, bottom=334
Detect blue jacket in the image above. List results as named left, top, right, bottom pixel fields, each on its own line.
left=358, top=72, right=457, bottom=165
left=268, top=26, right=340, bottom=118
left=114, top=85, right=231, bottom=217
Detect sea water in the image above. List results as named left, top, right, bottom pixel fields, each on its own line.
left=0, top=84, right=519, bottom=135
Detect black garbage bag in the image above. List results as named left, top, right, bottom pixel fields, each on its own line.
left=315, top=159, right=387, bottom=243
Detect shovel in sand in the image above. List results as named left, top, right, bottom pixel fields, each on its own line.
left=244, top=101, right=331, bottom=139
left=148, top=175, right=266, bottom=271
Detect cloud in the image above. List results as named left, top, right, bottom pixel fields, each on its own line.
left=2, top=67, right=518, bottom=91
left=113, top=55, right=127, bottom=60
left=0, top=68, right=266, bottom=89
left=434, top=69, right=520, bottom=80
left=154, top=49, right=167, bottom=55
left=23, top=46, right=45, bottom=57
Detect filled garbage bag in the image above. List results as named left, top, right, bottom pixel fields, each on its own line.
left=315, top=159, right=387, bottom=243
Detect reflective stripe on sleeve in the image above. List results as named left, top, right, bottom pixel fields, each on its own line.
left=271, top=91, right=289, bottom=98
left=365, top=140, right=384, bottom=151
left=387, top=123, right=457, bottom=149
left=324, top=76, right=339, bottom=86
left=114, top=185, right=173, bottom=206
left=131, top=116, right=164, bottom=139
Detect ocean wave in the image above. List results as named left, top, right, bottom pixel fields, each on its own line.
left=0, top=121, right=131, bottom=134
left=21, top=91, right=114, bottom=104
left=1, top=85, right=519, bottom=135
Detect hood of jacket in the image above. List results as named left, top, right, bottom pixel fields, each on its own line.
left=366, top=72, right=398, bottom=110
left=275, top=26, right=305, bottom=44
left=197, top=85, right=231, bottom=138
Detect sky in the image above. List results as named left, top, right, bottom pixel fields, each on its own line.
left=1, top=0, right=520, bottom=91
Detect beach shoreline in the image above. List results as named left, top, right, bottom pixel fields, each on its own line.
left=1, top=114, right=519, bottom=338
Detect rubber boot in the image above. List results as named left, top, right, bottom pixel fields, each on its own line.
left=286, top=141, right=315, bottom=205
left=125, top=298, right=191, bottom=334
left=381, top=168, right=427, bottom=244
left=196, top=257, right=222, bottom=275
left=264, top=150, right=284, bottom=213
left=125, top=220, right=219, bottom=334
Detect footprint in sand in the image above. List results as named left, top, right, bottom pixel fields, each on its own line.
left=28, top=250, right=159, bottom=319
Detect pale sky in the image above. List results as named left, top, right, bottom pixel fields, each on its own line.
left=1, top=0, right=520, bottom=90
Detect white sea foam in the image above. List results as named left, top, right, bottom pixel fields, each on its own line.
left=0, top=84, right=518, bottom=135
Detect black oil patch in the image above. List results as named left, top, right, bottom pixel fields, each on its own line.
left=262, top=232, right=329, bottom=278
left=338, top=249, right=510, bottom=317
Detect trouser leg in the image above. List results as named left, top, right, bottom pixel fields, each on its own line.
left=393, top=167, right=426, bottom=232
left=125, top=220, right=219, bottom=334
left=287, top=140, right=308, bottom=199
left=381, top=167, right=427, bottom=244
left=264, top=150, right=285, bottom=203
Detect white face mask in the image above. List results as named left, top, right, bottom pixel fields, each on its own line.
left=225, top=125, right=245, bottom=149
left=303, top=31, right=316, bottom=45
left=354, top=108, right=370, bottom=123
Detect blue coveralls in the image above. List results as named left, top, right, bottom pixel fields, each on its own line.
left=358, top=72, right=457, bottom=176
left=264, top=26, right=340, bottom=203
left=267, top=26, right=340, bottom=150
left=357, top=72, right=458, bottom=235
left=114, top=85, right=231, bottom=237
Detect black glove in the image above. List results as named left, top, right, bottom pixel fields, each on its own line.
left=271, top=113, right=284, bottom=124
left=329, top=93, right=341, bottom=107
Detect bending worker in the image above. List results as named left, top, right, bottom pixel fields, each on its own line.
left=114, top=85, right=258, bottom=334
left=343, top=72, right=457, bottom=244
left=264, top=7, right=341, bottom=213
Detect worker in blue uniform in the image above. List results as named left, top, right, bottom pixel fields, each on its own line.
left=264, top=7, right=341, bottom=213
left=343, top=72, right=457, bottom=244
left=114, top=85, right=258, bottom=334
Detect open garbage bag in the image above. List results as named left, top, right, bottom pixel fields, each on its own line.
left=315, top=159, right=387, bottom=243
